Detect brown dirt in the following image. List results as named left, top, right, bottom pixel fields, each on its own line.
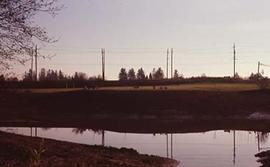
left=0, top=131, right=178, bottom=167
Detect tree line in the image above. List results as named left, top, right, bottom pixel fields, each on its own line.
left=0, top=67, right=268, bottom=84
left=118, top=67, right=183, bottom=81
left=22, top=68, right=102, bottom=82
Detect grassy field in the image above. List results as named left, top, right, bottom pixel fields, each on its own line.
left=16, top=88, right=83, bottom=93
left=99, top=83, right=260, bottom=91
left=13, top=83, right=261, bottom=93
left=1, top=82, right=270, bottom=130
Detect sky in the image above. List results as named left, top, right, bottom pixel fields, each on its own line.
left=12, top=0, right=270, bottom=79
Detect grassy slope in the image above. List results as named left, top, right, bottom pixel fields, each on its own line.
left=100, top=83, right=259, bottom=91
left=19, top=83, right=259, bottom=92
left=1, top=83, right=270, bottom=129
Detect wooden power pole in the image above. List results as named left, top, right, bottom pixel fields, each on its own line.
left=166, top=48, right=169, bottom=79
left=257, top=62, right=270, bottom=75
left=35, top=45, right=38, bottom=81
left=30, top=48, right=34, bottom=81
left=258, top=61, right=261, bottom=74
left=101, top=48, right=105, bottom=81
left=233, top=44, right=236, bottom=78
left=171, top=48, right=173, bottom=78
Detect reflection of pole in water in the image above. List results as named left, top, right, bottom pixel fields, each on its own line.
left=233, top=130, right=236, bottom=165
left=166, top=134, right=169, bottom=158
left=30, top=127, right=33, bottom=137
left=257, top=132, right=261, bottom=152
left=165, top=133, right=173, bottom=158
left=213, top=131, right=216, bottom=139
left=102, top=130, right=105, bottom=146
left=171, top=134, right=173, bottom=159
left=35, top=127, right=37, bottom=137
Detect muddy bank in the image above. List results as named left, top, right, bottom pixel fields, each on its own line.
left=0, top=131, right=178, bottom=167
left=256, top=150, right=270, bottom=167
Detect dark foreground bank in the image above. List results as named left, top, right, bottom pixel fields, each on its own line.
left=256, top=151, right=270, bottom=167
left=0, top=131, right=178, bottom=167
left=1, top=89, right=270, bottom=128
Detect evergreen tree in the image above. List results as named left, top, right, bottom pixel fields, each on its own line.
left=128, top=68, right=136, bottom=80
left=173, top=69, right=179, bottom=79
left=119, top=68, right=128, bottom=81
left=149, top=73, right=153, bottom=80
left=39, top=68, right=46, bottom=81
left=153, top=67, right=164, bottom=80
left=137, top=68, right=146, bottom=80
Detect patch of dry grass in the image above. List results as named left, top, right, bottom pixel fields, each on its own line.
left=16, top=88, right=83, bottom=94
left=13, top=83, right=262, bottom=93
left=99, top=83, right=259, bottom=92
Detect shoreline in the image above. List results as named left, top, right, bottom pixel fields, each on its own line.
left=0, top=131, right=178, bottom=167
left=2, top=118, right=270, bottom=134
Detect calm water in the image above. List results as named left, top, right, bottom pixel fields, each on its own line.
left=1, top=127, right=269, bottom=167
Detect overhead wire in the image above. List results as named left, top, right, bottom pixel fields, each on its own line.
left=37, top=47, right=270, bottom=74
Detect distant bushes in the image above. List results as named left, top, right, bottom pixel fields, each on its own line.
left=257, top=78, right=269, bottom=89
left=249, top=73, right=269, bottom=89
left=1, top=68, right=269, bottom=90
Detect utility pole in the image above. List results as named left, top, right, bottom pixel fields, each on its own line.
left=233, top=44, right=236, bottom=78
left=30, top=48, right=34, bottom=81
left=258, top=61, right=261, bottom=75
left=257, top=62, right=270, bottom=75
left=171, top=48, right=173, bottom=78
left=101, top=48, right=105, bottom=81
left=35, top=45, right=38, bottom=81
left=166, top=48, right=169, bottom=79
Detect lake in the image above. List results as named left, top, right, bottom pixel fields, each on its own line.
left=0, top=127, right=268, bottom=167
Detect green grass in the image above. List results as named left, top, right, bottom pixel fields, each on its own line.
left=99, top=83, right=259, bottom=91
left=15, top=83, right=262, bottom=93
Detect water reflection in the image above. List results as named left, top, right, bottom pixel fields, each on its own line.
left=257, top=132, right=270, bottom=152
left=233, top=130, right=236, bottom=165
left=72, top=128, right=105, bottom=146
left=165, top=134, right=173, bottom=159
left=102, top=130, right=105, bottom=146
left=1, top=127, right=270, bottom=167
left=29, top=127, right=38, bottom=137
left=72, top=128, right=103, bottom=135
left=72, top=128, right=176, bottom=158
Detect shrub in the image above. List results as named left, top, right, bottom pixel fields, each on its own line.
left=256, top=77, right=269, bottom=90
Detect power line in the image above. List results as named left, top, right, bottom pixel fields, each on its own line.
left=258, top=61, right=270, bottom=74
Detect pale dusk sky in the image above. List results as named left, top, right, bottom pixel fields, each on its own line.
left=12, top=0, right=270, bottom=79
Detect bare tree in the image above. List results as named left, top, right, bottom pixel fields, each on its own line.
left=0, top=0, right=62, bottom=69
